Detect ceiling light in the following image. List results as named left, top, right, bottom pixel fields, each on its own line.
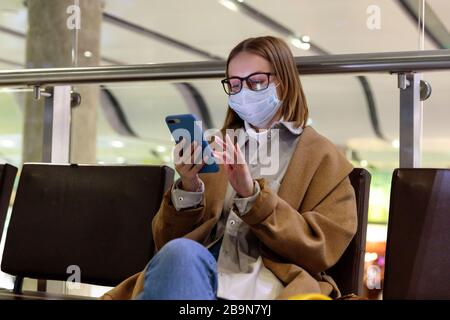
left=290, top=37, right=310, bottom=51
left=301, top=35, right=310, bottom=43
left=116, top=157, right=126, bottom=164
left=237, top=0, right=244, bottom=2
left=156, top=145, right=167, bottom=153
left=360, top=160, right=368, bottom=167
left=111, top=140, right=124, bottom=148
left=84, top=51, right=93, bottom=58
left=219, top=0, right=238, bottom=12
left=299, top=42, right=311, bottom=50
left=392, top=139, right=400, bottom=149
left=290, top=38, right=303, bottom=48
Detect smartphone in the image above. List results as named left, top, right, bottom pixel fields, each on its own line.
left=165, top=114, right=219, bottom=173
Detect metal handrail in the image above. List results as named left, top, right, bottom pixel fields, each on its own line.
left=0, top=49, right=449, bottom=86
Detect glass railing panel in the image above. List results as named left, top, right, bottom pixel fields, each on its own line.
left=422, top=71, right=450, bottom=167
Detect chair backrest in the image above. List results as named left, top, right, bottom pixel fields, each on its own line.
left=326, top=168, right=371, bottom=296
left=384, top=169, right=450, bottom=299
left=0, top=164, right=18, bottom=242
left=1, top=163, right=174, bottom=287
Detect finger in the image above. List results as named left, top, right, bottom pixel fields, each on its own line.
left=176, top=137, right=189, bottom=156
left=213, top=150, right=231, bottom=165
left=176, top=138, right=191, bottom=160
left=214, top=135, right=224, bottom=145
left=214, top=136, right=226, bottom=152
left=212, top=150, right=224, bottom=162
left=192, top=140, right=198, bottom=149
left=216, top=135, right=232, bottom=155
left=214, top=150, right=234, bottom=166
left=180, top=143, right=196, bottom=166
left=179, top=146, right=191, bottom=165
left=175, top=136, right=185, bottom=147
left=225, top=134, right=235, bottom=150
left=189, top=162, right=205, bottom=175
left=176, top=158, right=195, bottom=171
left=191, top=143, right=203, bottom=165
left=175, top=163, right=191, bottom=176
left=173, top=144, right=184, bottom=165
left=214, top=137, right=232, bottom=162
left=189, top=140, right=197, bottom=156
left=172, top=137, right=186, bottom=164
left=213, top=152, right=232, bottom=173
left=212, top=150, right=224, bottom=165
left=234, top=142, right=246, bottom=165
left=225, top=134, right=236, bottom=164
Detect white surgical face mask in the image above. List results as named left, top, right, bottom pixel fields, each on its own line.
left=228, top=83, right=282, bottom=129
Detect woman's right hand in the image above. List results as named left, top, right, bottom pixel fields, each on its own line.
left=173, top=139, right=206, bottom=192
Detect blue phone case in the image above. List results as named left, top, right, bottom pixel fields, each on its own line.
left=165, top=114, right=219, bottom=174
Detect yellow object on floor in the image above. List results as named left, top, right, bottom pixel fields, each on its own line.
left=288, top=293, right=332, bottom=300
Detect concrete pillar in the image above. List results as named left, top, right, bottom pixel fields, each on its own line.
left=23, top=0, right=102, bottom=164
left=22, top=0, right=102, bottom=295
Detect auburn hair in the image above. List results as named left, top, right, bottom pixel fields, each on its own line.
left=221, top=36, right=309, bottom=131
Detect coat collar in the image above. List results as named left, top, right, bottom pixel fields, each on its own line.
left=277, top=126, right=312, bottom=209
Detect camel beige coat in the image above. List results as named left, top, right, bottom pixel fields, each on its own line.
left=101, top=126, right=357, bottom=300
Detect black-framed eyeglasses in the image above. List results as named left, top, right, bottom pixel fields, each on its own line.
left=221, top=72, right=275, bottom=95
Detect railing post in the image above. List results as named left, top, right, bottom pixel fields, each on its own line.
left=12, top=85, right=72, bottom=295
left=43, top=86, right=72, bottom=163
left=398, top=73, right=423, bottom=168
left=43, top=85, right=72, bottom=295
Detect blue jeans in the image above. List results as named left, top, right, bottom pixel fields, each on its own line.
left=136, top=238, right=219, bottom=300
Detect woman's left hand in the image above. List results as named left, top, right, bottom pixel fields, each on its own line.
left=213, top=134, right=254, bottom=198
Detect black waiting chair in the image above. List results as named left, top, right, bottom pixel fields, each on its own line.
left=0, top=163, right=174, bottom=299
left=0, top=164, right=18, bottom=243
left=326, top=168, right=371, bottom=297
left=384, top=169, right=450, bottom=299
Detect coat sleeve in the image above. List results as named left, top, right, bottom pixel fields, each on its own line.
left=240, top=175, right=357, bottom=275
left=151, top=187, right=207, bottom=251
